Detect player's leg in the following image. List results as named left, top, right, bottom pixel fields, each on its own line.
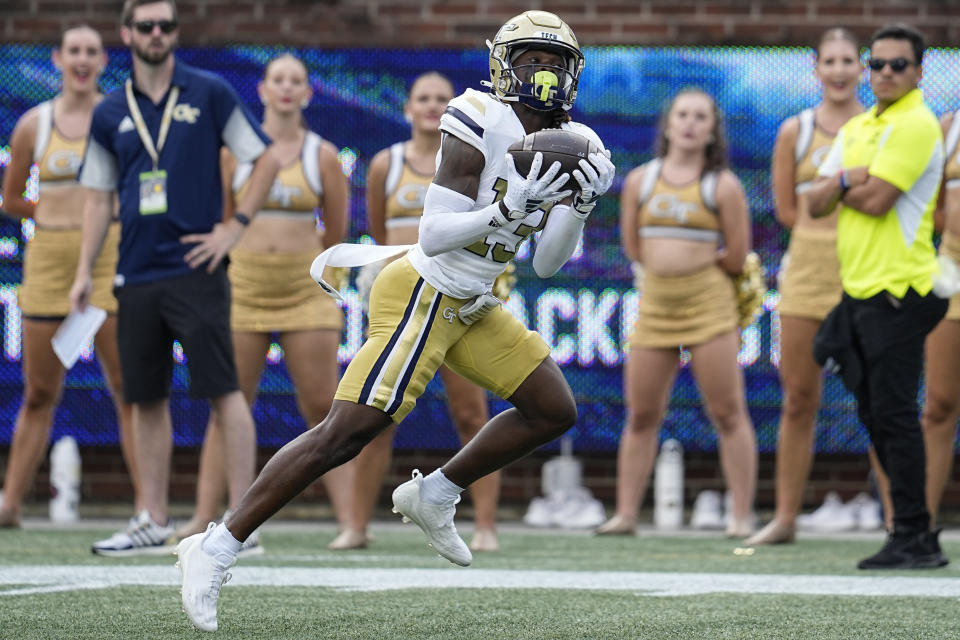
left=438, top=356, right=575, bottom=485
left=435, top=305, right=576, bottom=489
left=385, top=299, right=563, bottom=565
left=179, top=256, right=476, bottom=630
left=596, top=346, right=679, bottom=534
left=0, top=318, right=66, bottom=526
left=330, top=424, right=397, bottom=549
left=207, top=256, right=458, bottom=542
left=439, top=364, right=500, bottom=551
left=689, top=329, right=757, bottom=537
left=280, top=328, right=355, bottom=537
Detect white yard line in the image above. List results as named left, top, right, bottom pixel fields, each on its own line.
left=1, top=565, right=958, bottom=598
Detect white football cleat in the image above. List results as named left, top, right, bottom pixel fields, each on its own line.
left=392, top=469, right=472, bottom=566
left=176, top=523, right=234, bottom=632
left=91, top=509, right=176, bottom=557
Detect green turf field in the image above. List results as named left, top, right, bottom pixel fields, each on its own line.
left=2, top=522, right=958, bottom=639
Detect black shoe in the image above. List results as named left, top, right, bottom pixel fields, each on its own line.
left=857, top=528, right=950, bottom=569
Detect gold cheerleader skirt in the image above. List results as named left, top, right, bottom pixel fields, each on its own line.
left=630, top=263, right=738, bottom=349
left=229, top=248, right=343, bottom=333
left=19, top=223, right=119, bottom=317
left=778, top=226, right=842, bottom=321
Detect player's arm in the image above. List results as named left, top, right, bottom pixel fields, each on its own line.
left=317, top=140, right=348, bottom=249
left=1, top=110, right=38, bottom=220
left=219, top=147, right=237, bottom=220
left=715, top=170, right=751, bottom=276
left=419, top=136, right=567, bottom=257
left=771, top=117, right=799, bottom=229
left=365, top=148, right=391, bottom=245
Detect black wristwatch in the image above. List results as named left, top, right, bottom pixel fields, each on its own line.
left=233, top=212, right=251, bottom=227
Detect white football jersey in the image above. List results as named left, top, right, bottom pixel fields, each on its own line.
left=407, top=88, right=605, bottom=299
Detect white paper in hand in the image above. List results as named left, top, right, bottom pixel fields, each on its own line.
left=51, top=306, right=107, bottom=369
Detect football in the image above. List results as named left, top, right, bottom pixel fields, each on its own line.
left=507, top=129, right=601, bottom=193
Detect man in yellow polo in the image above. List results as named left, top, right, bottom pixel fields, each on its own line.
left=808, top=23, right=948, bottom=570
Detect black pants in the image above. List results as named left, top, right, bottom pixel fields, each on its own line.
left=847, top=289, right=948, bottom=534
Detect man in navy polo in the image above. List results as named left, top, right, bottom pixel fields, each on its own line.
left=71, top=0, right=281, bottom=556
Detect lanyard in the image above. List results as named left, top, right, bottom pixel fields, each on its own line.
left=124, top=79, right=180, bottom=171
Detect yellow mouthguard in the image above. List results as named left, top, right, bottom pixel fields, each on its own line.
left=534, top=70, right=559, bottom=102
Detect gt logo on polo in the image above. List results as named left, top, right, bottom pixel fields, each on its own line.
left=172, top=103, right=200, bottom=124
left=442, top=307, right=457, bottom=323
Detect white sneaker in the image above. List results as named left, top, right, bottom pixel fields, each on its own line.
left=796, top=491, right=857, bottom=532
left=850, top=492, right=884, bottom=531
left=690, top=490, right=724, bottom=530
left=391, top=469, right=472, bottom=566
left=522, top=496, right=555, bottom=528
left=176, top=523, right=234, bottom=632
left=551, top=488, right=607, bottom=530
left=91, top=509, right=176, bottom=557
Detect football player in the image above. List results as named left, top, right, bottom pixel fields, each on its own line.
left=176, top=10, right=614, bottom=632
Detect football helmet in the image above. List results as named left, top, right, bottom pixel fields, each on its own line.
left=483, top=10, right=584, bottom=112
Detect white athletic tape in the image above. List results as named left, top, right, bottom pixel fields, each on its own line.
left=310, top=243, right=414, bottom=301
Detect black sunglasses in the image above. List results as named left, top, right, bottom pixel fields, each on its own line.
left=867, top=57, right=915, bottom=73
left=131, top=19, right=178, bottom=34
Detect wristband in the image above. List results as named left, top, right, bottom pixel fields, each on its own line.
left=838, top=170, right=850, bottom=193
left=233, top=212, right=251, bottom=227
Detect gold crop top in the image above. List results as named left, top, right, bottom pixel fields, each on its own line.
left=33, top=100, right=86, bottom=190
left=383, top=141, right=433, bottom=229
left=233, top=131, right=324, bottom=217
left=637, top=159, right=721, bottom=243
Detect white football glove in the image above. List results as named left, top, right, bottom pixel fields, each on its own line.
left=499, top=152, right=572, bottom=225
left=458, top=292, right=502, bottom=325
left=571, top=151, right=615, bottom=219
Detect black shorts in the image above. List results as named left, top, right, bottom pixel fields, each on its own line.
left=115, top=266, right=238, bottom=403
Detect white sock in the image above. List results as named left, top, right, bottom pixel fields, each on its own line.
left=420, top=468, right=464, bottom=505
left=201, top=522, right=242, bottom=562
